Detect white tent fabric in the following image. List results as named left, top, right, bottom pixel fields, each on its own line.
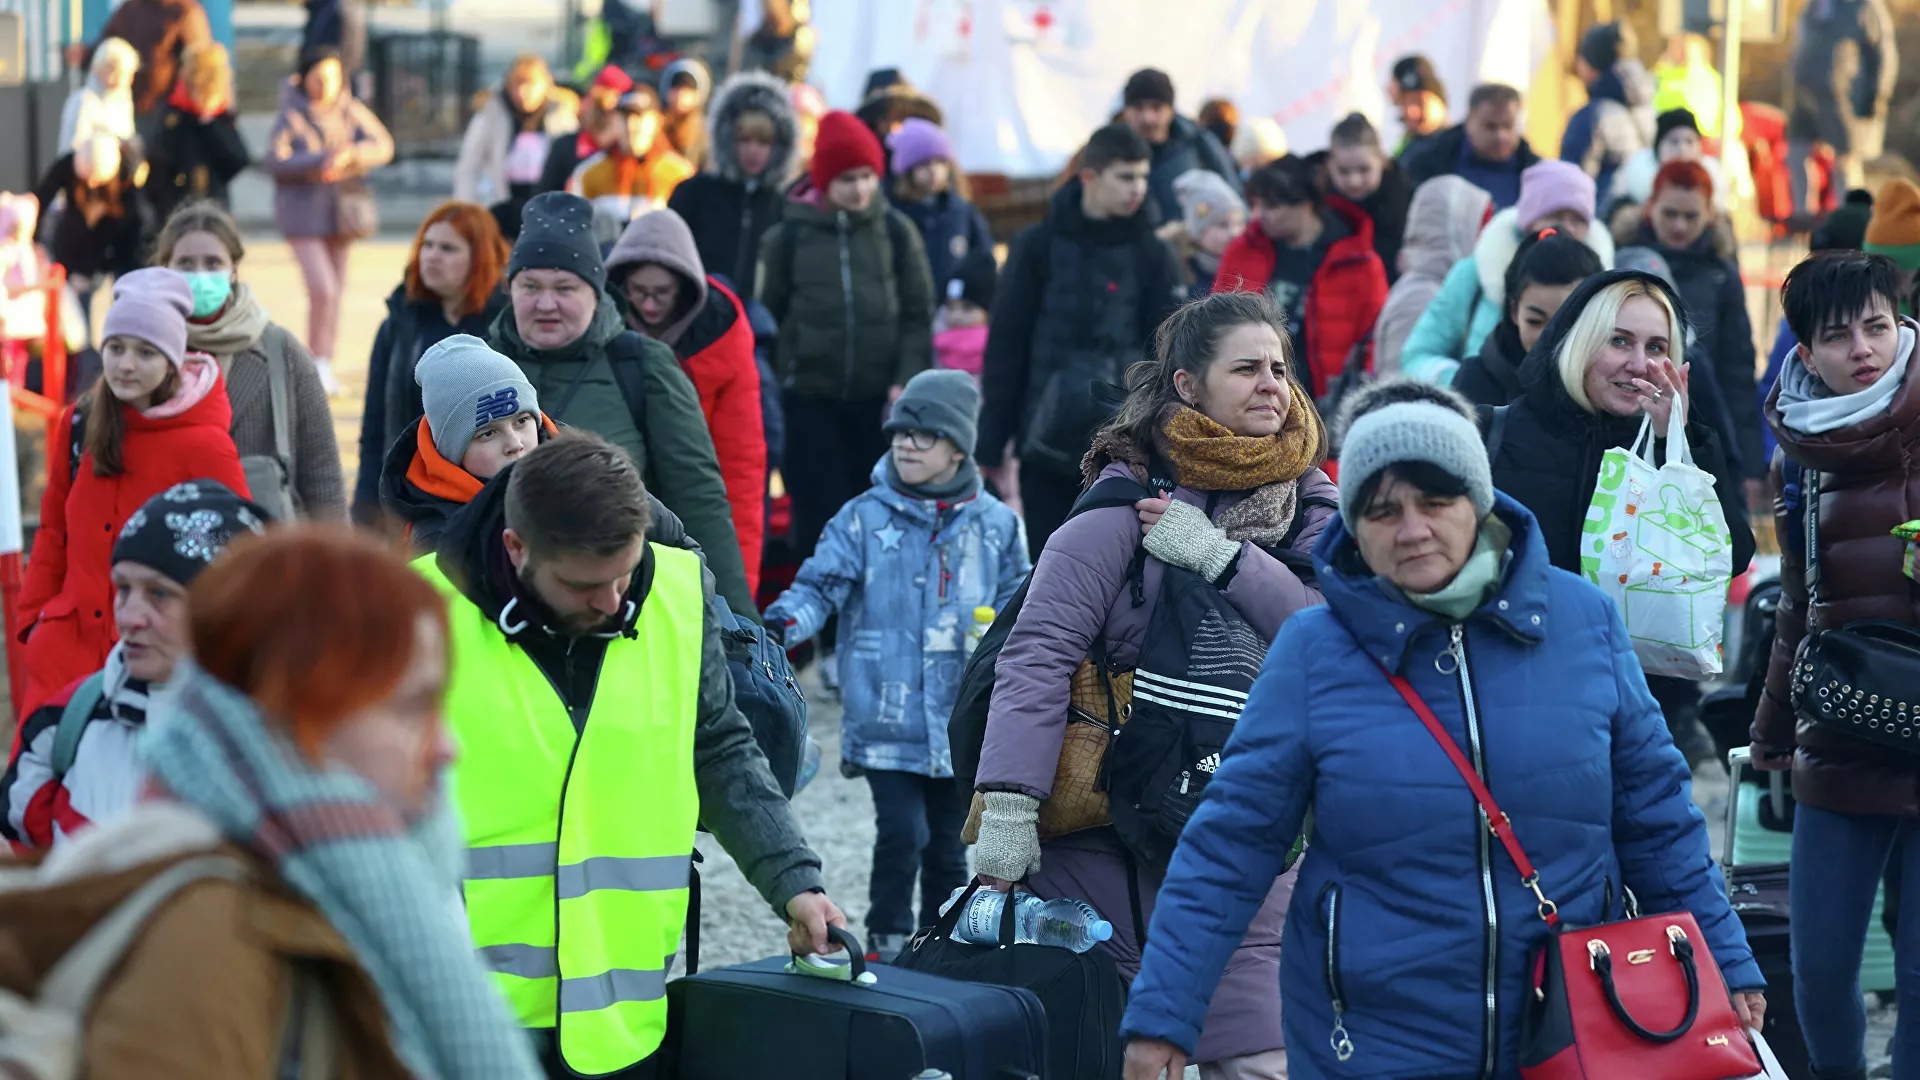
left=808, top=0, right=1556, bottom=177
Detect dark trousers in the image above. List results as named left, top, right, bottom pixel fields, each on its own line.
left=864, top=769, right=971, bottom=937
left=782, top=392, right=890, bottom=561
left=1018, top=465, right=1083, bottom=562
left=1791, top=804, right=1920, bottom=1078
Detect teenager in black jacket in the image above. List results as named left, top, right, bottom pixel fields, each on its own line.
left=666, top=70, right=799, bottom=302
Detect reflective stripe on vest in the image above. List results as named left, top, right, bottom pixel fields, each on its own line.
left=422, top=545, right=705, bottom=1076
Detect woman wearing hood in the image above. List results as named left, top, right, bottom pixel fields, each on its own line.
left=1486, top=268, right=1754, bottom=766
left=661, top=57, right=712, bottom=168
left=58, top=37, right=140, bottom=157
left=265, top=46, right=394, bottom=396
left=607, top=208, right=767, bottom=595
left=668, top=70, right=800, bottom=302
left=452, top=54, right=575, bottom=237
left=1373, top=175, right=1491, bottom=376
left=1120, top=378, right=1763, bottom=1079
left=1399, top=160, right=1614, bottom=385
left=1754, top=251, right=1920, bottom=1080
left=2, top=481, right=265, bottom=851
left=18, top=269, right=252, bottom=714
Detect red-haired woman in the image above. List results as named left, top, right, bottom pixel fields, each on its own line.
left=155, top=200, right=345, bottom=521
left=18, top=269, right=250, bottom=715
left=1621, top=158, right=1765, bottom=501
left=353, top=201, right=510, bottom=523
left=0, top=526, right=545, bottom=1078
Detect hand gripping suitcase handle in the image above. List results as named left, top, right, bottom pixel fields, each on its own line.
left=786, top=925, right=874, bottom=985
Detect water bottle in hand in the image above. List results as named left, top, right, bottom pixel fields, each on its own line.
left=947, top=888, right=1114, bottom=953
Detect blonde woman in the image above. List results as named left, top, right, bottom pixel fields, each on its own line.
left=58, top=37, right=138, bottom=156
left=151, top=42, right=249, bottom=220
left=1484, top=268, right=1753, bottom=766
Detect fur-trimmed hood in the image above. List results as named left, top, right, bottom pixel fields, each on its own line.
left=704, top=70, right=799, bottom=185
left=1473, top=206, right=1616, bottom=311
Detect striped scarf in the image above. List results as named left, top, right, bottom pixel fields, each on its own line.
left=141, top=665, right=541, bottom=1080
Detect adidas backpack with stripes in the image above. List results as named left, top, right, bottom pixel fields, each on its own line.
left=1104, top=561, right=1272, bottom=873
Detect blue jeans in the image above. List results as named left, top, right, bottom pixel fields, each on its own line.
left=863, top=769, right=970, bottom=937
left=1792, top=803, right=1920, bottom=1078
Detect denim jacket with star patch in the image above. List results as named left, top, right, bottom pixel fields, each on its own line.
left=765, top=459, right=1029, bottom=776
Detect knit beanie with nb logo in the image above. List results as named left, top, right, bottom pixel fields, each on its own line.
left=415, top=334, right=541, bottom=465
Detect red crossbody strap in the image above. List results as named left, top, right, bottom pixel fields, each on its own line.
left=1375, top=661, right=1563, bottom=927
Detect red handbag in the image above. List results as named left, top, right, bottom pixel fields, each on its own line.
left=1378, top=668, right=1762, bottom=1080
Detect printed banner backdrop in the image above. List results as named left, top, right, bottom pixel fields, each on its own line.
left=809, top=0, right=1557, bottom=177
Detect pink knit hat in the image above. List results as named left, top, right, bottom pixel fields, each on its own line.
left=101, top=268, right=193, bottom=368
left=1515, top=160, right=1597, bottom=232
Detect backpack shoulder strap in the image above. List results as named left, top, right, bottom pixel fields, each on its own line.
left=49, top=672, right=106, bottom=781
left=276, top=960, right=339, bottom=1080
left=606, top=332, right=655, bottom=434
left=1070, top=475, right=1154, bottom=516
left=1478, top=404, right=1511, bottom=464
left=68, top=404, right=87, bottom=483
left=38, top=855, right=250, bottom=1014
left=263, top=331, right=294, bottom=465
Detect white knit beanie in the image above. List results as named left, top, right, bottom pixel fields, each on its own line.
left=1336, top=380, right=1495, bottom=529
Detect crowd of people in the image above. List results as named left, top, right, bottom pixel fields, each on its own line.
left=1, top=7, right=1918, bottom=1080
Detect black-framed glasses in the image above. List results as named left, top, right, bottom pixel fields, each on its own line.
left=890, top=428, right=939, bottom=450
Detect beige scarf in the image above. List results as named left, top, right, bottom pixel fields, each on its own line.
left=185, top=282, right=272, bottom=370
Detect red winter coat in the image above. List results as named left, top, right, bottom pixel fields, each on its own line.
left=1212, top=196, right=1390, bottom=399
left=676, top=279, right=766, bottom=596
left=18, top=376, right=248, bottom=715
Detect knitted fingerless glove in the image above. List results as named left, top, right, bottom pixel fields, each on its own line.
left=1142, top=499, right=1241, bottom=584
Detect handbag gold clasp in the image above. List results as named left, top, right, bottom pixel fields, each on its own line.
left=1523, top=873, right=1559, bottom=923
left=1707, top=1035, right=1730, bottom=1047
left=1626, top=949, right=1656, bottom=965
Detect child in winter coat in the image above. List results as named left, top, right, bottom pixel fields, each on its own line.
left=758, top=110, right=936, bottom=562
left=887, top=118, right=994, bottom=294
left=378, top=333, right=550, bottom=553
left=935, top=248, right=996, bottom=379
left=0, top=194, right=52, bottom=362
left=1167, top=169, right=1247, bottom=300
left=763, top=369, right=1029, bottom=958
left=19, top=269, right=249, bottom=715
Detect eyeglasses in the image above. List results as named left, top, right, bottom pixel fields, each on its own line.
left=626, top=283, right=679, bottom=306
left=890, top=429, right=939, bottom=451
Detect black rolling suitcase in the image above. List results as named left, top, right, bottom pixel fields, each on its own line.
left=664, top=927, right=1047, bottom=1080
left=1725, top=748, right=1812, bottom=1079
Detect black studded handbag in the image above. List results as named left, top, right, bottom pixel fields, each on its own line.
left=1788, top=468, right=1920, bottom=753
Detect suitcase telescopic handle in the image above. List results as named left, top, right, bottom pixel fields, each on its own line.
left=787, top=925, right=872, bottom=985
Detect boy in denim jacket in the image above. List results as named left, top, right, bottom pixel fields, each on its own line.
left=764, top=368, right=1029, bottom=957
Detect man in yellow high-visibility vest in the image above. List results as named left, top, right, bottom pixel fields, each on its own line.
left=422, top=430, right=844, bottom=1079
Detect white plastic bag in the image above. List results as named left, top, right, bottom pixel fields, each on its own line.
left=1579, top=402, right=1733, bottom=680
left=1736, top=1028, right=1790, bottom=1080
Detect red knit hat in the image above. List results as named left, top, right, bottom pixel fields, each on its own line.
left=809, top=110, right=886, bottom=191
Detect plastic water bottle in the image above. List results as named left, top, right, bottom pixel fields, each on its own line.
left=947, top=888, right=1113, bottom=953
left=964, top=606, right=996, bottom=656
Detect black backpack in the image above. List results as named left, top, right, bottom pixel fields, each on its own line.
left=948, top=473, right=1160, bottom=793
left=711, top=595, right=808, bottom=798
left=1103, top=561, right=1271, bottom=873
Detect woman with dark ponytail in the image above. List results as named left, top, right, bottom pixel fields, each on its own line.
left=1452, top=228, right=1604, bottom=407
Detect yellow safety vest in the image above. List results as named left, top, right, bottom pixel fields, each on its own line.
left=421, top=545, right=704, bottom=1075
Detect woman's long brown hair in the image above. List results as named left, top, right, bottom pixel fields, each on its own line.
left=80, top=364, right=181, bottom=478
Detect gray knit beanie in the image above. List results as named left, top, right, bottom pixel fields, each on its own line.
left=885, top=369, right=979, bottom=456
left=1336, top=380, right=1494, bottom=529
left=415, top=334, right=541, bottom=464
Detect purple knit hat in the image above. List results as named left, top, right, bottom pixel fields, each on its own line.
left=101, top=268, right=194, bottom=368
left=1515, top=160, right=1597, bottom=233
left=889, top=117, right=954, bottom=177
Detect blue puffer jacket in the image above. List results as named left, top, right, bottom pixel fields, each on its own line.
left=765, top=461, right=1029, bottom=776
left=1121, top=495, right=1761, bottom=1078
